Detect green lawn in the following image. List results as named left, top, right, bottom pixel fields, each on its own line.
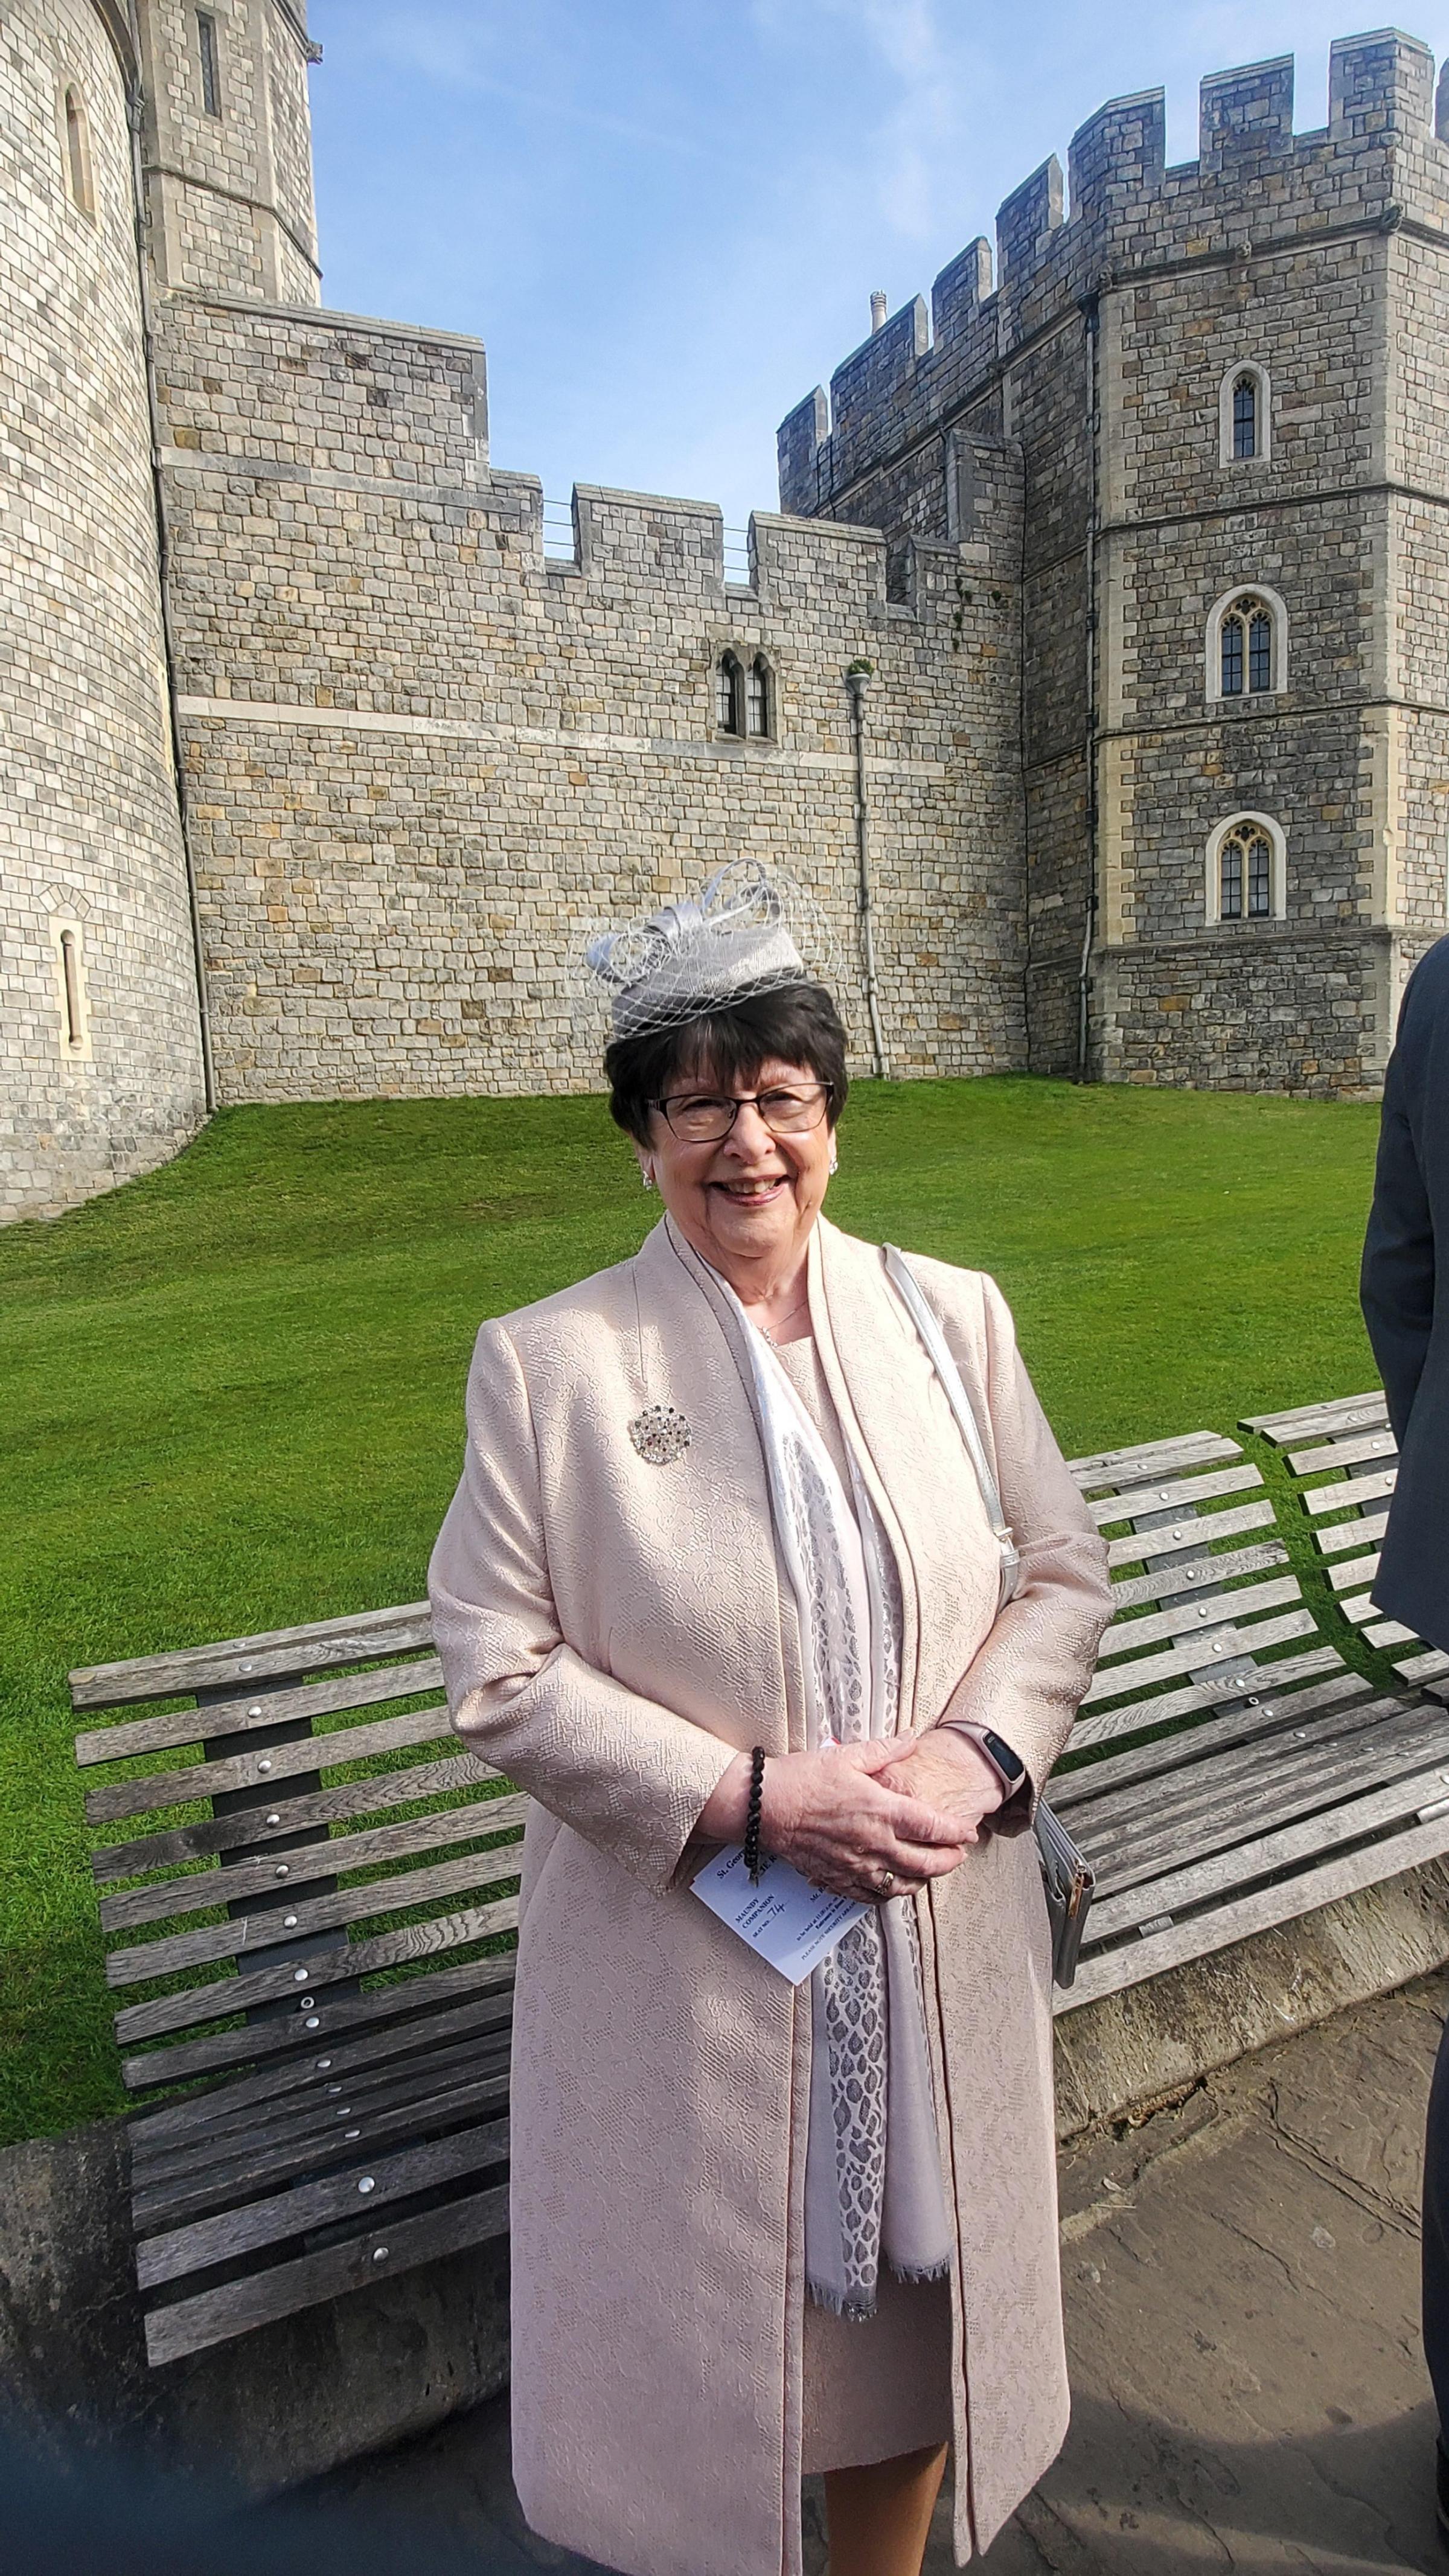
left=1, top=1076, right=1389, bottom=2147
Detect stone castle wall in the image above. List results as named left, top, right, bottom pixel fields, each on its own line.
left=779, top=30, right=1449, bottom=1096
left=151, top=294, right=1028, bottom=1100
left=138, top=0, right=319, bottom=304
left=0, top=0, right=205, bottom=1221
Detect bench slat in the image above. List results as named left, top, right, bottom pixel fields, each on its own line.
left=1067, top=1643, right=1345, bottom=1752
left=1242, top=1393, right=1387, bottom=1440
left=1075, top=1690, right=1421, bottom=1857
left=114, top=1894, right=519, bottom=2047
left=121, top=1949, right=516, bottom=2093
left=75, top=1658, right=446, bottom=1768
left=1107, top=1542, right=1287, bottom=1612
left=143, top=2180, right=510, bottom=2367
left=1050, top=1673, right=1375, bottom=1811
left=1104, top=1498, right=1277, bottom=1570
left=100, top=1791, right=529, bottom=1934
left=1086, top=1463, right=1262, bottom=1526
left=1055, top=1807, right=1449, bottom=2015
left=71, top=1603, right=435, bottom=1708
left=136, top=2114, right=510, bottom=2288
left=1082, top=1608, right=1317, bottom=1707
left=92, top=1750, right=499, bottom=1884
left=106, top=1844, right=523, bottom=1989
left=1287, top=1429, right=1398, bottom=1474
left=1068, top=1432, right=1241, bottom=1484
left=85, top=1701, right=455, bottom=1826
left=1099, top=1575, right=1302, bottom=1658
left=1305, top=1467, right=1397, bottom=1514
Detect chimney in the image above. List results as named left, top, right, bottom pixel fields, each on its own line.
left=869, top=290, right=888, bottom=334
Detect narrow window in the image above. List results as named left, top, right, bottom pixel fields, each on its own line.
left=746, top=656, right=771, bottom=740
left=1248, top=607, right=1272, bottom=693
left=1220, top=836, right=1244, bottom=920
left=60, top=930, right=83, bottom=1049
left=197, top=11, right=222, bottom=117
left=1247, top=834, right=1271, bottom=917
left=1221, top=613, right=1244, bottom=697
left=63, top=88, right=94, bottom=217
left=716, top=651, right=743, bottom=737
left=1232, top=373, right=1258, bottom=461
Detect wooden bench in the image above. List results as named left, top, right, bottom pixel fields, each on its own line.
left=71, top=1605, right=524, bottom=2368
left=1243, top=1391, right=1449, bottom=1695
left=71, top=1421, right=1449, bottom=2360
left=1051, top=1428, right=1449, bottom=2014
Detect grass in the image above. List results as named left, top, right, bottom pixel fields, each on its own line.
left=0, top=1074, right=1389, bottom=2147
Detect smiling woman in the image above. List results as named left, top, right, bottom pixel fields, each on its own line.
left=427, top=863, right=1112, bottom=2576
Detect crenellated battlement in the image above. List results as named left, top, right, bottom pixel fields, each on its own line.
left=779, top=27, right=1449, bottom=512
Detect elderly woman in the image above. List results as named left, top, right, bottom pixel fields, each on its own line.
left=429, top=867, right=1113, bottom=2576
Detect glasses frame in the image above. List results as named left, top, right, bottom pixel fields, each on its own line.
left=650, top=1082, right=834, bottom=1142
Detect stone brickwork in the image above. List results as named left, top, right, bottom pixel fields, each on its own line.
left=0, top=0, right=205, bottom=1221
left=138, top=0, right=319, bottom=304
left=779, top=30, right=1449, bottom=1095
left=151, top=296, right=1026, bottom=1099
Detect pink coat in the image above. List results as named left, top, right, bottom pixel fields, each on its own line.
left=429, top=1216, right=1113, bottom=2576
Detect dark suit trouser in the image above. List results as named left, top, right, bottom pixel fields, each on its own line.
left=1425, top=2013, right=1449, bottom=2445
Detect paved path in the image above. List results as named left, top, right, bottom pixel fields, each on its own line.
left=285, top=1974, right=1449, bottom=2574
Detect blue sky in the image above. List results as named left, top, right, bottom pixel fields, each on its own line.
left=307, top=1, right=1447, bottom=528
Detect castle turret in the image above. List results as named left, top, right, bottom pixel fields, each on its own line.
left=136, top=0, right=320, bottom=303
left=0, top=0, right=208, bottom=1219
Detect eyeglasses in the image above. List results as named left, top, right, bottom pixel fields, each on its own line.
left=651, top=1083, right=834, bottom=1143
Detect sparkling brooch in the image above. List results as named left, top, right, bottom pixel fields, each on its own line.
left=628, top=1404, right=692, bottom=1466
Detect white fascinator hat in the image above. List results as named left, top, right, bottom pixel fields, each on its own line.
left=584, top=860, right=840, bottom=1043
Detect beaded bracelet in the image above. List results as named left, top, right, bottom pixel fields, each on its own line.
left=743, top=1745, right=767, bottom=1884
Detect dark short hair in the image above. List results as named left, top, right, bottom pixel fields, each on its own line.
left=605, top=982, right=849, bottom=1146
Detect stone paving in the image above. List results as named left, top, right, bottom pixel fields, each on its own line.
left=283, top=1973, right=1449, bottom=2574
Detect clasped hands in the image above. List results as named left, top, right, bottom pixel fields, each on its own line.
left=698, top=1731, right=1006, bottom=1905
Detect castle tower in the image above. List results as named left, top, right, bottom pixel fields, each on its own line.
left=778, top=31, right=1449, bottom=1097
left=0, top=0, right=208, bottom=1219
left=136, top=0, right=321, bottom=304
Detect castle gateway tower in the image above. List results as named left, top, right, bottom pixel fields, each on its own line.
left=779, top=31, right=1449, bottom=1091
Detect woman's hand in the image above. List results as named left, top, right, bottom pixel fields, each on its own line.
left=697, top=1741, right=968, bottom=1902
left=874, top=1730, right=1006, bottom=1847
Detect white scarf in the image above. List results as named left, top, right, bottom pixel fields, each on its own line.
left=726, top=1301, right=954, bottom=2319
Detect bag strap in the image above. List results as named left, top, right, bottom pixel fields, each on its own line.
left=883, top=1245, right=1022, bottom=1606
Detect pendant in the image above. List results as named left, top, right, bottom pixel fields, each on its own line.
left=628, top=1404, right=692, bottom=1466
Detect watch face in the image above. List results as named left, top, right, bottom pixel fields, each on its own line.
left=982, top=1729, right=1025, bottom=1785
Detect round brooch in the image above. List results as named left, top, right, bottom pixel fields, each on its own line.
left=628, top=1404, right=692, bottom=1466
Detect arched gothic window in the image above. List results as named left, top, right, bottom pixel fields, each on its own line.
left=1220, top=593, right=1273, bottom=696
left=745, top=655, right=773, bottom=740
left=63, top=87, right=95, bottom=219
left=715, top=651, right=744, bottom=737
left=1218, top=360, right=1271, bottom=466
left=1206, top=813, right=1286, bottom=926
left=1206, top=584, right=1286, bottom=702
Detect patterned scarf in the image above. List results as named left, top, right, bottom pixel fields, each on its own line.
left=732, top=1315, right=953, bottom=2320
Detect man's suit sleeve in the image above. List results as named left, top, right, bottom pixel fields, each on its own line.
left=1361, top=984, right=1435, bottom=1448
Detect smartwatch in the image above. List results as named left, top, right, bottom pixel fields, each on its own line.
left=970, top=1727, right=1028, bottom=1795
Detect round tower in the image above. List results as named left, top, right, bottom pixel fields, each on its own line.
left=0, top=0, right=206, bottom=1221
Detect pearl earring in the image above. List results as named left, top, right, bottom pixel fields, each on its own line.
left=828, top=1145, right=839, bottom=1175
left=641, top=1165, right=655, bottom=1191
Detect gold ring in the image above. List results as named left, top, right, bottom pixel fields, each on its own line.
left=877, top=1867, right=895, bottom=1896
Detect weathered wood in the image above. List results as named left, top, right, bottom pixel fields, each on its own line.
left=85, top=1700, right=456, bottom=1826
left=1099, top=1574, right=1302, bottom=1659
left=1287, top=1428, right=1398, bottom=1476
left=1055, top=1806, right=1449, bottom=2015
left=1242, top=1392, right=1387, bottom=1440
left=1084, top=1751, right=1449, bottom=1944
left=143, top=2180, right=510, bottom=2367
left=130, top=1987, right=517, bottom=2156
left=1317, top=1510, right=1389, bottom=1560
left=131, top=2026, right=514, bottom=2200
left=100, top=1791, right=529, bottom=1934
left=1082, top=1609, right=1317, bottom=1708
left=121, top=1948, right=516, bottom=2092
left=1068, top=1431, right=1241, bottom=1485
left=70, top=1602, right=435, bottom=1709
left=136, top=2114, right=510, bottom=2288
left=1073, top=1690, right=1425, bottom=1859
left=1086, top=1463, right=1262, bottom=1527
left=92, top=1750, right=501, bottom=1884
left=1304, top=1466, right=1397, bottom=1515
left=1107, top=1542, right=1287, bottom=1613
left=1104, top=1498, right=1278, bottom=1571
left=107, top=1843, right=525, bottom=1988
left=1067, top=1644, right=1345, bottom=1753
left=1083, top=1707, right=1449, bottom=1899
left=1049, top=1672, right=1375, bottom=1811
left=75, top=1658, right=446, bottom=1768
left=114, top=1894, right=519, bottom=2047
left=133, top=2062, right=513, bottom=2232
left=1328, top=1554, right=1378, bottom=1595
